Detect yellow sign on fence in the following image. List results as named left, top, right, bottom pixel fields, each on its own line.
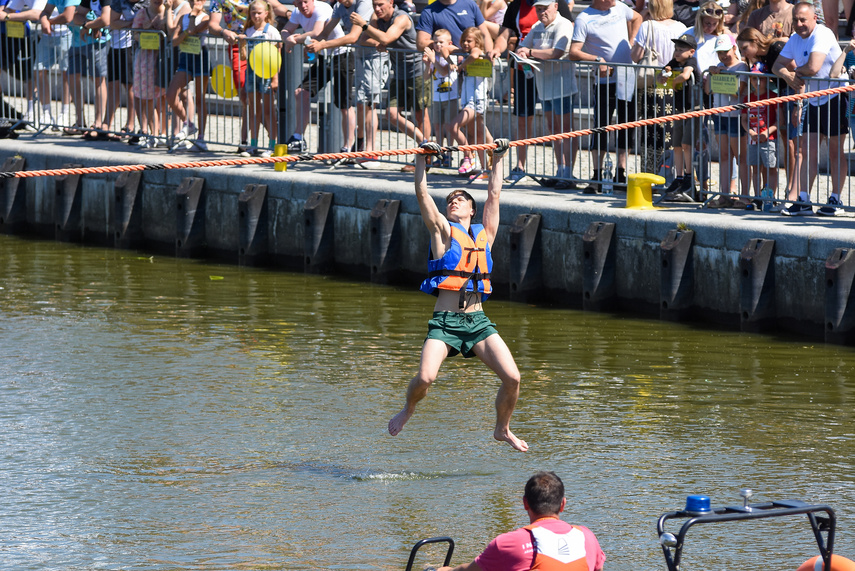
left=6, top=21, right=25, bottom=39
left=139, top=32, right=160, bottom=50
left=710, top=73, right=739, bottom=96
left=466, top=59, right=493, bottom=78
left=179, top=36, right=202, bottom=55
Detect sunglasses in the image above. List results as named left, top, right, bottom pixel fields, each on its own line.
left=702, top=7, right=724, bottom=16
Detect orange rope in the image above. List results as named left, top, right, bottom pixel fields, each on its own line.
left=4, top=82, right=855, bottom=179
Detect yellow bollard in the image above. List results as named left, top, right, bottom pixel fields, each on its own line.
left=626, top=172, right=666, bottom=209
left=273, top=144, right=288, bottom=172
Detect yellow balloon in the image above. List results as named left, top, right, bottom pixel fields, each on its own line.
left=211, top=64, right=237, bottom=99
left=249, top=43, right=281, bottom=79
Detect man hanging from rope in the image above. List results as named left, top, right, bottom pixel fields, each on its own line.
left=387, top=138, right=529, bottom=452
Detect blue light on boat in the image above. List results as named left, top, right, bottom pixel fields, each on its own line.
left=685, top=495, right=712, bottom=515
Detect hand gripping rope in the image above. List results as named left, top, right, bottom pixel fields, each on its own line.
left=2, top=83, right=854, bottom=180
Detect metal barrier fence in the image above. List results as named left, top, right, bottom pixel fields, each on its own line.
left=2, top=31, right=855, bottom=214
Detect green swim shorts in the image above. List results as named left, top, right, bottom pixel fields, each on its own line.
left=425, top=311, right=498, bottom=358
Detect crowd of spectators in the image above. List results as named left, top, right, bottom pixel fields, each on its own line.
left=1, top=0, right=854, bottom=214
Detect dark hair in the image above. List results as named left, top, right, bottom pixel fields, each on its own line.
left=524, top=471, right=565, bottom=516
left=445, top=189, right=476, bottom=215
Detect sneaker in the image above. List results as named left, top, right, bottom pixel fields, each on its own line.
left=237, top=142, right=249, bottom=155
left=240, top=147, right=254, bottom=158
left=583, top=182, right=602, bottom=195
left=458, top=157, right=474, bottom=175
left=54, top=112, right=69, bottom=131
left=745, top=199, right=764, bottom=211
left=817, top=195, right=843, bottom=217
left=506, top=166, right=526, bottom=182
left=254, top=148, right=271, bottom=158
left=664, top=176, right=685, bottom=195
left=286, top=134, right=307, bottom=154
left=192, top=140, right=208, bottom=152
left=139, top=136, right=154, bottom=149
left=175, top=121, right=197, bottom=142
left=22, top=110, right=37, bottom=131
left=781, top=202, right=814, bottom=216
left=469, top=171, right=489, bottom=181
left=614, top=168, right=627, bottom=186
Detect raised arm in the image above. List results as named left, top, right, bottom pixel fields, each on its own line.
left=481, top=139, right=509, bottom=245
left=415, top=143, right=450, bottom=239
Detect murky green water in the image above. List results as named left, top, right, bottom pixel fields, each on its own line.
left=2, top=233, right=855, bottom=571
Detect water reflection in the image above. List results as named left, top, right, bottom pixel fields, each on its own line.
left=2, top=234, right=855, bottom=571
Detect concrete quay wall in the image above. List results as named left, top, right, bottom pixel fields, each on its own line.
left=3, top=139, right=855, bottom=344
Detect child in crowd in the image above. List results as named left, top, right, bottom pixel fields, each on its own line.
left=132, top=0, right=167, bottom=148
left=660, top=33, right=701, bottom=200
left=166, top=0, right=210, bottom=150
left=739, top=62, right=778, bottom=210
left=449, top=26, right=493, bottom=177
left=704, top=34, right=748, bottom=207
left=238, top=0, right=281, bottom=157
left=423, top=28, right=457, bottom=169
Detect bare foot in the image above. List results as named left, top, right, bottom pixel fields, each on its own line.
left=494, top=427, right=528, bottom=452
left=388, top=408, right=413, bottom=436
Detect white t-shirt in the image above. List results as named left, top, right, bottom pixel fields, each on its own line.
left=684, top=27, right=721, bottom=74
left=291, top=1, right=345, bottom=56
left=779, top=23, right=842, bottom=106
left=634, top=18, right=686, bottom=66
left=430, top=54, right=458, bottom=102
left=521, top=14, right=577, bottom=101
left=572, top=2, right=635, bottom=95
left=246, top=22, right=281, bottom=41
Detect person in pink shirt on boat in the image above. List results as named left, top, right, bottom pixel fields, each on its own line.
left=430, top=471, right=606, bottom=571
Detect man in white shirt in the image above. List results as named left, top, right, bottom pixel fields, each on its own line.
left=773, top=2, right=847, bottom=216
left=282, top=0, right=346, bottom=153
left=516, top=0, right=577, bottom=188
left=568, top=0, right=641, bottom=194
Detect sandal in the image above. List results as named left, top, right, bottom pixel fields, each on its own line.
left=63, top=124, right=84, bottom=136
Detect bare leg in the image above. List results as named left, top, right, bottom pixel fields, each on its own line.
left=472, top=334, right=528, bottom=452
left=388, top=338, right=450, bottom=436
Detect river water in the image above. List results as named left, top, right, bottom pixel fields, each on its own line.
left=2, top=233, right=855, bottom=571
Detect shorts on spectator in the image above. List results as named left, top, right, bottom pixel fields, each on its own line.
left=459, top=77, right=486, bottom=114
left=672, top=115, right=702, bottom=148
left=431, top=98, right=459, bottom=138
left=245, top=68, right=273, bottom=94
left=747, top=139, right=777, bottom=168
left=804, top=95, right=848, bottom=137
left=176, top=47, right=210, bottom=77
left=356, top=49, right=388, bottom=106
left=711, top=115, right=743, bottom=137
left=230, top=42, right=247, bottom=90
left=542, top=94, right=577, bottom=115
left=107, top=46, right=133, bottom=85
left=34, top=32, right=71, bottom=72
left=68, top=43, right=108, bottom=77
left=388, top=72, right=431, bottom=112
left=513, top=66, right=536, bottom=117
left=2, top=35, right=34, bottom=81
left=301, top=51, right=355, bottom=109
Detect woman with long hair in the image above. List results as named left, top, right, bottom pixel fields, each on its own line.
left=736, top=26, right=793, bottom=207
left=688, top=1, right=727, bottom=72
left=631, top=0, right=687, bottom=174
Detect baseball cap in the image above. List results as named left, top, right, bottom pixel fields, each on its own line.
left=714, top=34, right=735, bottom=51
left=672, top=33, right=697, bottom=49
left=533, top=0, right=556, bottom=6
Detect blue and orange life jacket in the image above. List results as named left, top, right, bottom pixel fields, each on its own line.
left=524, top=522, right=590, bottom=571
left=420, top=221, right=493, bottom=309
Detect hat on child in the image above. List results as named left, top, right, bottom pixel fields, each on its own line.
left=672, top=33, right=698, bottom=49
left=714, top=34, right=736, bottom=51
